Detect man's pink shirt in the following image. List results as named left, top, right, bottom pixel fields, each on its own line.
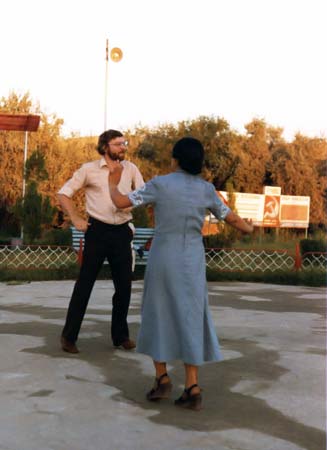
left=58, top=157, right=144, bottom=225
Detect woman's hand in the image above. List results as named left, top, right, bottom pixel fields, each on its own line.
left=225, top=211, right=254, bottom=233
left=243, top=218, right=254, bottom=233
left=108, top=164, right=133, bottom=209
left=108, top=163, right=123, bottom=186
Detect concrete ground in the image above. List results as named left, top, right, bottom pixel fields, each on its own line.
left=0, top=280, right=325, bottom=450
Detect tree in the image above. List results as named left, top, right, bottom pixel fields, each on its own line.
left=12, top=149, right=57, bottom=242
left=266, top=133, right=327, bottom=226
left=0, top=91, right=63, bottom=232
left=1, top=91, right=326, bottom=231
left=129, top=124, right=178, bottom=180
left=233, top=119, right=271, bottom=193
left=129, top=116, right=242, bottom=189
left=21, top=181, right=42, bottom=242
left=177, top=116, right=241, bottom=189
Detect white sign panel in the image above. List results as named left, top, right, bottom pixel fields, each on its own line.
left=208, top=189, right=310, bottom=229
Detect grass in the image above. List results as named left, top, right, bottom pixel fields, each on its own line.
left=231, top=239, right=297, bottom=251
left=206, top=268, right=327, bottom=287
left=0, top=265, right=80, bottom=282
left=0, top=265, right=325, bottom=287
left=0, top=264, right=147, bottom=283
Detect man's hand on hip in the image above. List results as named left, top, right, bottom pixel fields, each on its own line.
left=72, top=217, right=90, bottom=232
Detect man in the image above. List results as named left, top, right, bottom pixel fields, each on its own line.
left=58, top=129, right=144, bottom=353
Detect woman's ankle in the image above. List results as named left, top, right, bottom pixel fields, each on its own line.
left=185, top=384, right=201, bottom=395
left=156, top=373, right=170, bottom=384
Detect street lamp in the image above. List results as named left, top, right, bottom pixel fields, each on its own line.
left=104, top=39, right=123, bottom=129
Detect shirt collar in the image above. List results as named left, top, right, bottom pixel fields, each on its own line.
left=100, top=157, right=107, bottom=168
left=99, top=157, right=127, bottom=168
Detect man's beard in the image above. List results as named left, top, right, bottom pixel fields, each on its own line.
left=107, top=149, right=125, bottom=161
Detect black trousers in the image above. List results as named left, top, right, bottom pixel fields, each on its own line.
left=62, top=218, right=133, bottom=346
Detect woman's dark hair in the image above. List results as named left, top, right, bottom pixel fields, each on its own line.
left=172, top=137, right=204, bottom=175
left=97, top=129, right=123, bottom=155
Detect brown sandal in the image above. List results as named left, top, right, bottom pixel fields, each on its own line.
left=174, top=384, right=202, bottom=411
left=146, top=373, right=172, bottom=401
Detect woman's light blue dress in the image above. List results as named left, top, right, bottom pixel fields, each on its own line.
left=128, top=170, right=230, bottom=365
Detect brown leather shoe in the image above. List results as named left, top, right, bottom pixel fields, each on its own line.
left=115, top=339, right=136, bottom=350
left=61, top=336, right=79, bottom=354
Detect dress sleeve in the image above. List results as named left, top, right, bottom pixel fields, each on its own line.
left=128, top=179, right=157, bottom=206
left=208, top=184, right=231, bottom=220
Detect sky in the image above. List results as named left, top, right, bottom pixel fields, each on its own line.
left=1, top=0, right=327, bottom=141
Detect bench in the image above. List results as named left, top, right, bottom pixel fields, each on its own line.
left=71, top=226, right=154, bottom=269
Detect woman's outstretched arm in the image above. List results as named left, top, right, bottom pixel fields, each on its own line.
left=225, top=211, right=254, bottom=233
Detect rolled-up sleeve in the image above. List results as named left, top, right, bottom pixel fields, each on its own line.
left=208, top=184, right=230, bottom=220
left=57, top=165, right=87, bottom=198
left=128, top=179, right=157, bottom=207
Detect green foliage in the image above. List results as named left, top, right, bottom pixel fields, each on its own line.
left=36, top=228, right=72, bottom=245
left=0, top=202, right=20, bottom=236
left=41, top=196, right=57, bottom=226
left=12, top=187, right=57, bottom=243
left=11, top=149, right=57, bottom=243
left=0, top=237, right=11, bottom=245
left=0, top=265, right=80, bottom=282
left=234, top=234, right=295, bottom=251
left=22, top=181, right=42, bottom=242
left=1, top=90, right=326, bottom=232
left=0, top=265, right=324, bottom=286
left=132, top=206, right=151, bottom=227
left=25, top=148, right=48, bottom=182
left=0, top=92, right=64, bottom=235
left=206, top=268, right=326, bottom=286
left=203, top=234, right=234, bottom=248
left=0, top=264, right=115, bottom=282
left=132, top=265, right=146, bottom=280
left=177, top=116, right=241, bottom=189
left=300, top=239, right=327, bottom=255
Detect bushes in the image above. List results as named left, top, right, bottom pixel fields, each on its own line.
left=132, top=206, right=152, bottom=228
left=300, top=238, right=327, bottom=255
left=36, top=228, right=72, bottom=246
left=1, top=264, right=324, bottom=286
left=0, top=262, right=148, bottom=282
left=0, top=265, right=79, bottom=282
left=203, top=234, right=234, bottom=248
left=2, top=228, right=73, bottom=246
left=0, top=237, right=11, bottom=245
left=0, top=264, right=113, bottom=282
left=206, top=268, right=326, bottom=287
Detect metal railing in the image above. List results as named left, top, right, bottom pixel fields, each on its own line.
left=0, top=245, right=77, bottom=269
left=205, top=247, right=295, bottom=272
left=0, top=245, right=326, bottom=272
left=301, top=252, right=327, bottom=271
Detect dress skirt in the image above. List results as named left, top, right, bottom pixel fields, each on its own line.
left=136, top=232, right=222, bottom=365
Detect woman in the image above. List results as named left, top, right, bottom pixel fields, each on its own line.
left=109, top=137, right=253, bottom=410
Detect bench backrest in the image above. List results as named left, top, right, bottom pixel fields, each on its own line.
left=71, top=226, right=154, bottom=266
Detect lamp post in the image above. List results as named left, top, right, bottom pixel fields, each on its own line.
left=104, top=39, right=123, bottom=130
